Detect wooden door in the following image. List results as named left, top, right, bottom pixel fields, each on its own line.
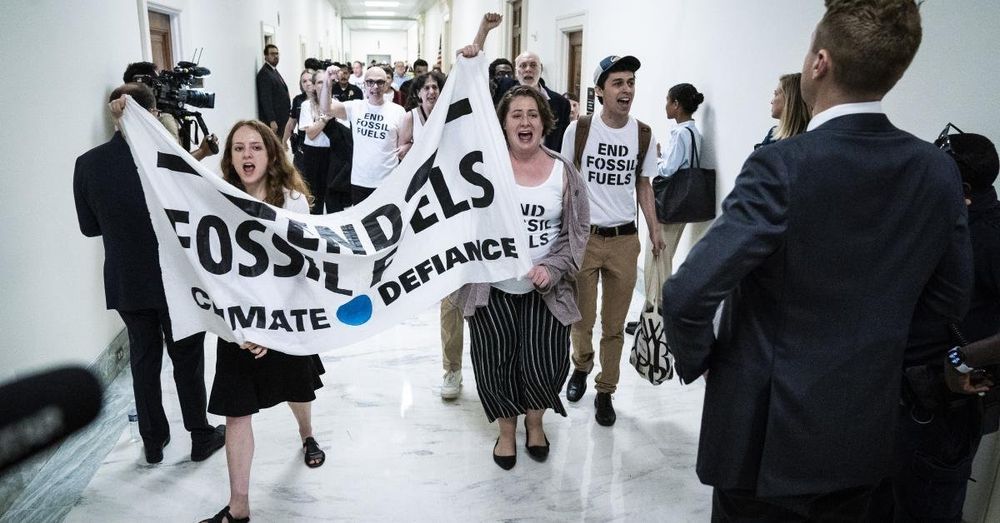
left=148, top=11, right=173, bottom=71
left=510, top=0, right=523, bottom=60
left=566, top=30, right=583, bottom=99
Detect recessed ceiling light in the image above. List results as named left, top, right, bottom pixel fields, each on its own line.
left=366, top=10, right=396, bottom=17
left=365, top=1, right=400, bottom=7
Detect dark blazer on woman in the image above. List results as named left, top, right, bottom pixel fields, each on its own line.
left=661, top=113, right=973, bottom=498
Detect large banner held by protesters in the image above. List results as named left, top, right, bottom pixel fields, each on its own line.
left=119, top=54, right=531, bottom=356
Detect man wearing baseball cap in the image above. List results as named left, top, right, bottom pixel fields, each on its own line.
left=561, top=55, right=664, bottom=426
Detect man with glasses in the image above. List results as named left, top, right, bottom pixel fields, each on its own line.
left=494, top=51, right=571, bottom=152
left=319, top=65, right=406, bottom=204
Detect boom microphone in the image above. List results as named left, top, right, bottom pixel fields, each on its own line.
left=0, top=366, right=103, bottom=475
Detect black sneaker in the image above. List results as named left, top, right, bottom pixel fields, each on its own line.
left=566, top=370, right=588, bottom=402
left=625, top=321, right=639, bottom=336
left=595, top=392, right=616, bottom=426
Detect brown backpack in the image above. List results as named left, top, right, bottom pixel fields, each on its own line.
left=572, top=114, right=653, bottom=178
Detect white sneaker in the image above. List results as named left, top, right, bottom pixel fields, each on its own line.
left=441, top=370, right=462, bottom=399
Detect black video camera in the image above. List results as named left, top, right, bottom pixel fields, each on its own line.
left=149, top=61, right=215, bottom=115
left=305, top=57, right=339, bottom=71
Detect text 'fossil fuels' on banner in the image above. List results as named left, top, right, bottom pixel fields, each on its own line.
left=119, top=54, right=531, bottom=356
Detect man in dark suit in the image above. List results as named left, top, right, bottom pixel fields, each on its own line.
left=493, top=51, right=570, bottom=152
left=661, top=1, right=972, bottom=519
left=73, top=83, right=224, bottom=464
left=256, top=44, right=290, bottom=138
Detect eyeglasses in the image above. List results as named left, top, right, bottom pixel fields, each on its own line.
left=934, top=122, right=965, bottom=153
left=935, top=122, right=973, bottom=195
left=365, top=79, right=387, bottom=87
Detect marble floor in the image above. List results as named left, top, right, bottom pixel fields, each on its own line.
left=36, top=289, right=711, bottom=522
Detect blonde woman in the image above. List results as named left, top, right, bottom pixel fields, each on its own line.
left=757, top=72, right=811, bottom=148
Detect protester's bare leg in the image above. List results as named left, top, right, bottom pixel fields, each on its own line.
left=225, top=415, right=253, bottom=519
left=287, top=401, right=313, bottom=440
left=524, top=409, right=546, bottom=446
left=496, top=416, right=517, bottom=455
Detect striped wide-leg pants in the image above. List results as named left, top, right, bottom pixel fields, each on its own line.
left=468, top=288, right=571, bottom=423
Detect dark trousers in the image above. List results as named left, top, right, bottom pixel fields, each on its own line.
left=118, top=309, right=213, bottom=449
left=882, top=400, right=982, bottom=522
left=351, top=184, right=376, bottom=205
left=468, top=288, right=570, bottom=423
left=712, top=485, right=877, bottom=522
left=302, top=144, right=330, bottom=214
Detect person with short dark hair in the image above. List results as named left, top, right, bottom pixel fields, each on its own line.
left=661, top=1, right=972, bottom=519
left=331, top=63, right=363, bottom=102
left=562, top=91, right=579, bottom=121
left=489, top=58, right=514, bottom=102
left=256, top=44, right=290, bottom=138
left=397, top=58, right=429, bottom=105
left=74, top=83, right=226, bottom=466
left=562, top=55, right=662, bottom=427
left=885, top=130, right=1000, bottom=521
left=122, top=62, right=218, bottom=160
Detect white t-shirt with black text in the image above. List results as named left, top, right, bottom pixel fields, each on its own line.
left=561, top=113, right=658, bottom=227
left=343, top=99, right=406, bottom=188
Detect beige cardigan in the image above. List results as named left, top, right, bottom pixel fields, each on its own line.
left=450, top=146, right=591, bottom=326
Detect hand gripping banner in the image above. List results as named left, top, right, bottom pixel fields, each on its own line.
left=119, top=54, right=531, bottom=355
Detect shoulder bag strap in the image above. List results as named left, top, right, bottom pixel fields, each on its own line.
left=686, top=127, right=700, bottom=168
left=636, top=119, right=652, bottom=178
left=573, top=115, right=593, bottom=170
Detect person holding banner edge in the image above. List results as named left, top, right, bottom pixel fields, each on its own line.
left=200, top=120, right=326, bottom=523
left=79, top=84, right=227, bottom=465
left=453, top=13, right=591, bottom=470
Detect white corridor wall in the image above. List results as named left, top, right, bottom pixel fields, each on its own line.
left=0, top=0, right=343, bottom=380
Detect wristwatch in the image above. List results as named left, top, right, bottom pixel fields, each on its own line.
left=947, top=346, right=976, bottom=374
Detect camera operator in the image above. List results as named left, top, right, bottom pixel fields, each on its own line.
left=122, top=62, right=217, bottom=161
left=887, top=130, right=1000, bottom=521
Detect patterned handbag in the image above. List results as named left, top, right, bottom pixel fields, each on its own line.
left=629, top=261, right=674, bottom=385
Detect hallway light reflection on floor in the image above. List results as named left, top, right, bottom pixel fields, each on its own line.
left=400, top=379, right=413, bottom=418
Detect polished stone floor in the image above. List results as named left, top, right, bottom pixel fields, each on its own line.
left=34, top=289, right=710, bottom=521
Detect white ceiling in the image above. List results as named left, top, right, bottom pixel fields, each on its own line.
left=328, top=0, right=438, bottom=30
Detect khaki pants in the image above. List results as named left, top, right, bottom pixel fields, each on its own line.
left=644, top=222, right=686, bottom=307
left=570, top=233, right=641, bottom=394
left=440, top=299, right=464, bottom=372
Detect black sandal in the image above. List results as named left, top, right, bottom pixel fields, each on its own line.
left=199, top=505, right=249, bottom=523
left=303, top=436, right=325, bottom=468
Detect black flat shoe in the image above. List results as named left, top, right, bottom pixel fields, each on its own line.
left=625, top=321, right=639, bottom=336
left=144, top=433, right=170, bottom=464
left=566, top=370, right=588, bottom=402
left=191, top=425, right=226, bottom=462
left=523, top=419, right=550, bottom=462
left=492, top=437, right=516, bottom=470
left=199, top=505, right=249, bottom=523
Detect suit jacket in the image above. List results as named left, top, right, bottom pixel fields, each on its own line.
left=73, top=132, right=167, bottom=312
left=661, top=113, right=972, bottom=497
left=256, top=63, right=290, bottom=130
left=494, top=77, right=570, bottom=152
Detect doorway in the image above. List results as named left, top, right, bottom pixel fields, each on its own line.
left=566, top=30, right=583, bottom=99
left=148, top=10, right=173, bottom=70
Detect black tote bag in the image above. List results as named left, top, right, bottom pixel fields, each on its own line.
left=652, top=127, right=716, bottom=224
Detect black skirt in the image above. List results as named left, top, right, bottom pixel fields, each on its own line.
left=208, top=339, right=325, bottom=417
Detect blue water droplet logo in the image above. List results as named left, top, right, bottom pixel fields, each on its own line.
left=337, top=295, right=373, bottom=326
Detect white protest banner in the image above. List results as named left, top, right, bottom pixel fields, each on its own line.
left=119, top=54, right=531, bottom=356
